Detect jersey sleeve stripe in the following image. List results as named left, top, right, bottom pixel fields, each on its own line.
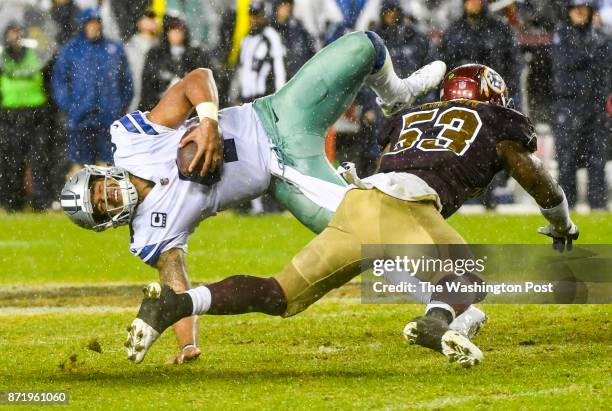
left=130, top=111, right=159, bottom=135
left=119, top=115, right=139, bottom=133
left=138, top=236, right=179, bottom=267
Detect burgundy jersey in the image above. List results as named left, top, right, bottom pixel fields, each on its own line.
left=378, top=100, right=537, bottom=218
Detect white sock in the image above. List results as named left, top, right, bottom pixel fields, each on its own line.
left=365, top=53, right=406, bottom=104
left=187, top=286, right=212, bottom=315
left=250, top=197, right=264, bottom=215
left=425, top=302, right=456, bottom=321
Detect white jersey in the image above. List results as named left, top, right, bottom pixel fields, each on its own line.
left=111, top=104, right=271, bottom=267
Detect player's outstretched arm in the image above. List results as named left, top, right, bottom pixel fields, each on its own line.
left=148, top=68, right=222, bottom=176
left=498, top=140, right=579, bottom=251
left=155, top=248, right=201, bottom=364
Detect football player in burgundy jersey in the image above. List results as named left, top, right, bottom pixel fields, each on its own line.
left=126, top=64, right=578, bottom=367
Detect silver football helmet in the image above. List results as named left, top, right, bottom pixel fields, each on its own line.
left=60, top=165, right=138, bottom=231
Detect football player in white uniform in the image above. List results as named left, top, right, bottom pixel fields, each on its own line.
left=61, top=31, right=447, bottom=363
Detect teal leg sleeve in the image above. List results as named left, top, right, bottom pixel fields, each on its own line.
left=271, top=179, right=334, bottom=234
left=254, top=32, right=377, bottom=232
left=270, top=31, right=377, bottom=138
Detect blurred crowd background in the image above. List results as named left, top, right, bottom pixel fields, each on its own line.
left=0, top=0, right=610, bottom=214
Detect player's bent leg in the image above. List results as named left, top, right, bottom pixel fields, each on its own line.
left=205, top=276, right=287, bottom=315
left=274, top=199, right=365, bottom=316
left=256, top=31, right=378, bottom=146
left=277, top=259, right=363, bottom=319
left=254, top=31, right=383, bottom=192
left=373, top=196, right=485, bottom=365
left=126, top=275, right=293, bottom=362
left=255, top=32, right=445, bottom=228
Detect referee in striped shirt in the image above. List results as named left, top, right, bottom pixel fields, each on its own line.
left=239, top=1, right=287, bottom=103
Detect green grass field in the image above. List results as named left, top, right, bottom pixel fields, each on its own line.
left=0, top=211, right=611, bottom=410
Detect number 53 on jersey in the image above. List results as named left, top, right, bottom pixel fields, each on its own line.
left=388, top=107, right=483, bottom=156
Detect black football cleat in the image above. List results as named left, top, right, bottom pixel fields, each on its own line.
left=125, top=283, right=193, bottom=363
left=403, top=316, right=483, bottom=367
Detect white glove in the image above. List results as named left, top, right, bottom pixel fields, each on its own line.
left=537, top=222, right=579, bottom=252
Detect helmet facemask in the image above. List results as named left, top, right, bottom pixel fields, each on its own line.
left=95, top=171, right=139, bottom=230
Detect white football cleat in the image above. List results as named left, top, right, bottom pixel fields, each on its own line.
left=403, top=320, right=420, bottom=343
left=403, top=316, right=483, bottom=367
left=125, top=318, right=160, bottom=364
left=378, top=60, right=447, bottom=116
left=441, top=330, right=483, bottom=367
left=125, top=283, right=163, bottom=363
left=143, top=282, right=162, bottom=299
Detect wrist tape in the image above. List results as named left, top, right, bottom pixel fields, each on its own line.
left=195, top=102, right=218, bottom=122
left=540, top=192, right=571, bottom=231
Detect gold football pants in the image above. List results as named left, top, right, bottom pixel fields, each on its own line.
left=274, top=189, right=467, bottom=317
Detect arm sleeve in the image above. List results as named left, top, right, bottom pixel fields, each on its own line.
left=131, top=233, right=189, bottom=267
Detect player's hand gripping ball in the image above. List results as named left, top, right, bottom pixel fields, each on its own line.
left=177, top=121, right=223, bottom=185
left=177, top=119, right=222, bottom=174
left=176, top=127, right=201, bottom=176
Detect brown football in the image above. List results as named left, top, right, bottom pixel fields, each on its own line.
left=176, top=127, right=202, bottom=177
